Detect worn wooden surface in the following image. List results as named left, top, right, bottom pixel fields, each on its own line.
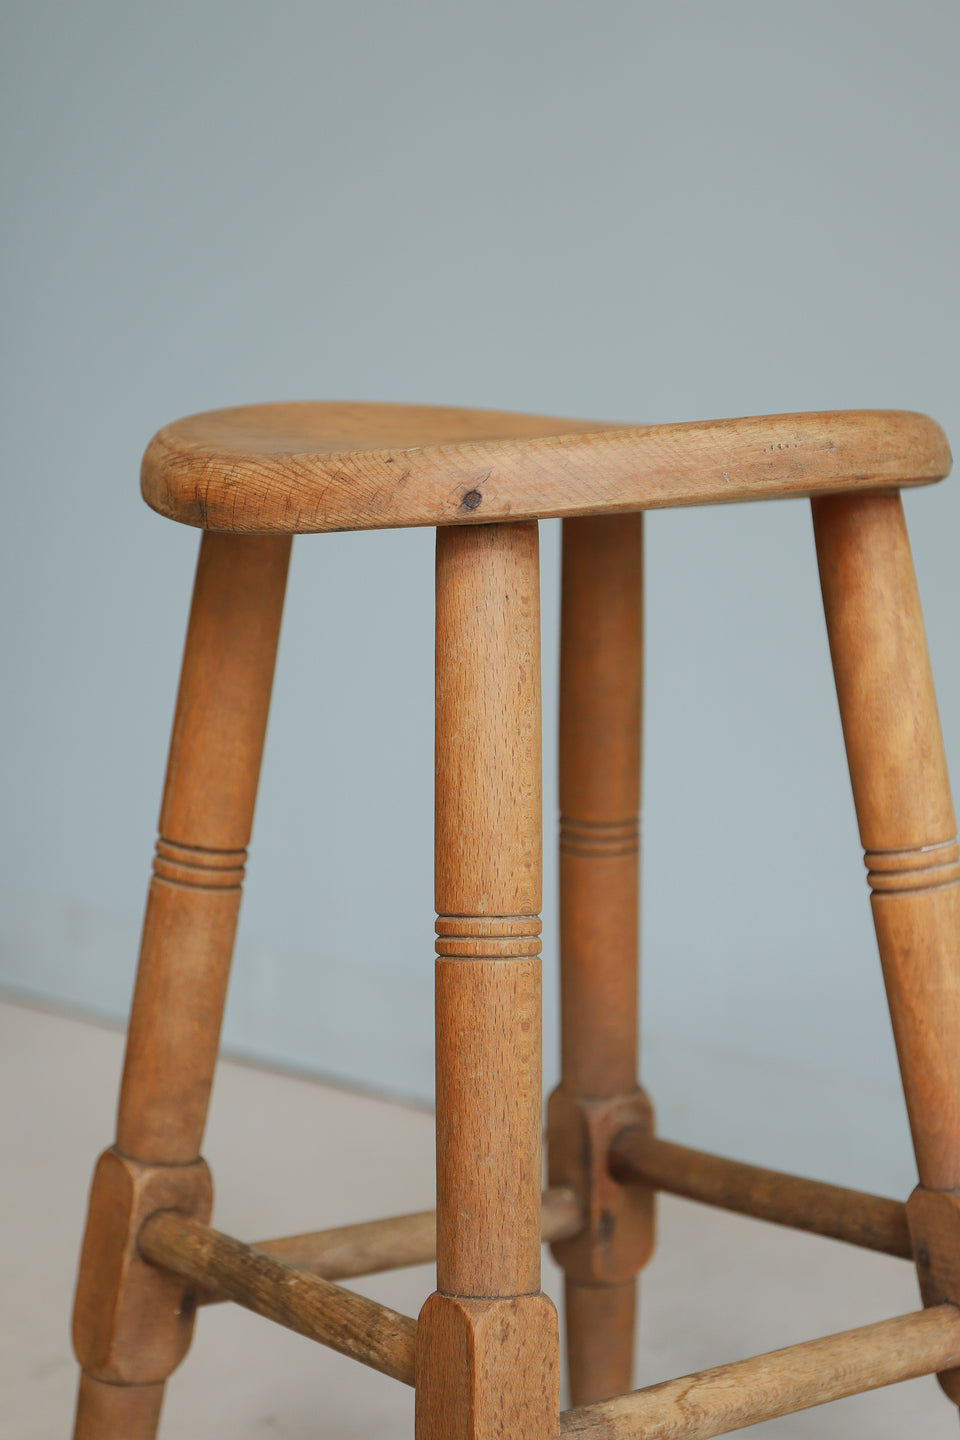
left=611, top=1131, right=912, bottom=1258
left=906, top=1186, right=960, bottom=1399
left=72, top=1152, right=212, bottom=1384
left=196, top=1186, right=583, bottom=1303
left=908, top=1188, right=960, bottom=1312
left=73, top=1375, right=165, bottom=1440
left=419, top=521, right=559, bottom=1440
left=139, top=1211, right=416, bottom=1384
left=141, top=403, right=950, bottom=534
left=560, top=1305, right=960, bottom=1440
left=814, top=493, right=960, bottom=1190
left=73, top=404, right=957, bottom=1439
left=117, top=533, right=291, bottom=1163
left=71, top=533, right=290, bottom=1437
left=814, top=491, right=960, bottom=1404
left=417, top=1293, right=560, bottom=1440
left=433, top=521, right=543, bottom=1300
left=557, top=515, right=643, bottom=1098
left=563, top=1282, right=639, bottom=1415
left=549, top=514, right=651, bottom=1405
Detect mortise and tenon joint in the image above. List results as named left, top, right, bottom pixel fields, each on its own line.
left=548, top=1090, right=655, bottom=1288
left=72, top=1149, right=212, bottom=1386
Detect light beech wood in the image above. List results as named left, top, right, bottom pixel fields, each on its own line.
left=138, top=1212, right=416, bottom=1385
left=73, top=1376, right=164, bottom=1440
left=563, top=1282, right=638, bottom=1413
left=907, top=1187, right=960, bottom=1312
left=433, top=521, right=543, bottom=1298
left=419, top=521, right=559, bottom=1440
left=560, top=1305, right=960, bottom=1440
left=814, top=493, right=960, bottom=1187
left=417, top=1293, right=560, bottom=1440
left=549, top=514, right=652, bottom=1405
left=814, top=490, right=960, bottom=1405
left=141, top=404, right=950, bottom=534
left=72, top=401, right=959, bottom=1439
left=117, top=533, right=291, bottom=1162
left=557, top=515, right=643, bottom=1096
left=435, top=958, right=543, bottom=1296
left=196, top=1186, right=583, bottom=1302
left=72, top=533, right=290, bottom=1437
left=610, top=1131, right=912, bottom=1258
left=906, top=1186, right=960, bottom=1400
left=72, top=1152, right=212, bottom=1383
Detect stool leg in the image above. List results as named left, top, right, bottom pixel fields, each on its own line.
left=548, top=515, right=654, bottom=1406
left=71, top=533, right=291, bottom=1438
left=416, top=521, right=560, bottom=1440
left=813, top=492, right=960, bottom=1408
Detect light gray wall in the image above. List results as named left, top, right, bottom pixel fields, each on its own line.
left=3, top=1, right=959, bottom=1198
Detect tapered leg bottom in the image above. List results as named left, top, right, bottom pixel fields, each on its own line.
left=73, top=1374, right=164, bottom=1440
left=565, top=1278, right=636, bottom=1406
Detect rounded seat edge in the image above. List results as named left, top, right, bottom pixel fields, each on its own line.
left=140, top=402, right=952, bottom=535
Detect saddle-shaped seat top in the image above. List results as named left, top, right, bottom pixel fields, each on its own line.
left=141, top=401, right=950, bottom=534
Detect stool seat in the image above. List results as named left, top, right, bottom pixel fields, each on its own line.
left=141, top=401, right=949, bottom=535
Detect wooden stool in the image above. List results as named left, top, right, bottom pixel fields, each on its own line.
left=70, top=403, right=960, bottom=1439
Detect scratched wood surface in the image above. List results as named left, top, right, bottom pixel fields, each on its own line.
left=195, top=1185, right=582, bottom=1303
left=141, top=403, right=950, bottom=534
left=609, top=1131, right=911, bottom=1258
left=418, top=520, right=560, bottom=1440
left=550, top=513, right=651, bottom=1406
left=814, top=490, right=960, bottom=1407
left=560, top=1306, right=960, bottom=1440
left=71, top=534, right=290, bottom=1440
left=138, top=1212, right=417, bottom=1385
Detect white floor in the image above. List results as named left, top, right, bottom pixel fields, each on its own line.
left=3, top=996, right=955, bottom=1438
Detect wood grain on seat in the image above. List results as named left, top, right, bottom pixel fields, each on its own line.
left=141, top=401, right=950, bottom=534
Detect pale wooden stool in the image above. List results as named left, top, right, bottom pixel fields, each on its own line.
left=71, top=403, right=960, bottom=1439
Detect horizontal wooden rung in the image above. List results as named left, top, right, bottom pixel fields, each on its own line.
left=561, top=1304, right=960, bottom=1439
left=138, top=1210, right=417, bottom=1385
left=196, top=1184, right=582, bottom=1304
left=610, top=1130, right=911, bottom=1259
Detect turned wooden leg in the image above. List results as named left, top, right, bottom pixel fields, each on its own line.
left=416, top=521, right=559, bottom=1440
left=813, top=491, right=960, bottom=1407
left=547, top=515, right=654, bottom=1406
left=71, top=533, right=291, bottom=1439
